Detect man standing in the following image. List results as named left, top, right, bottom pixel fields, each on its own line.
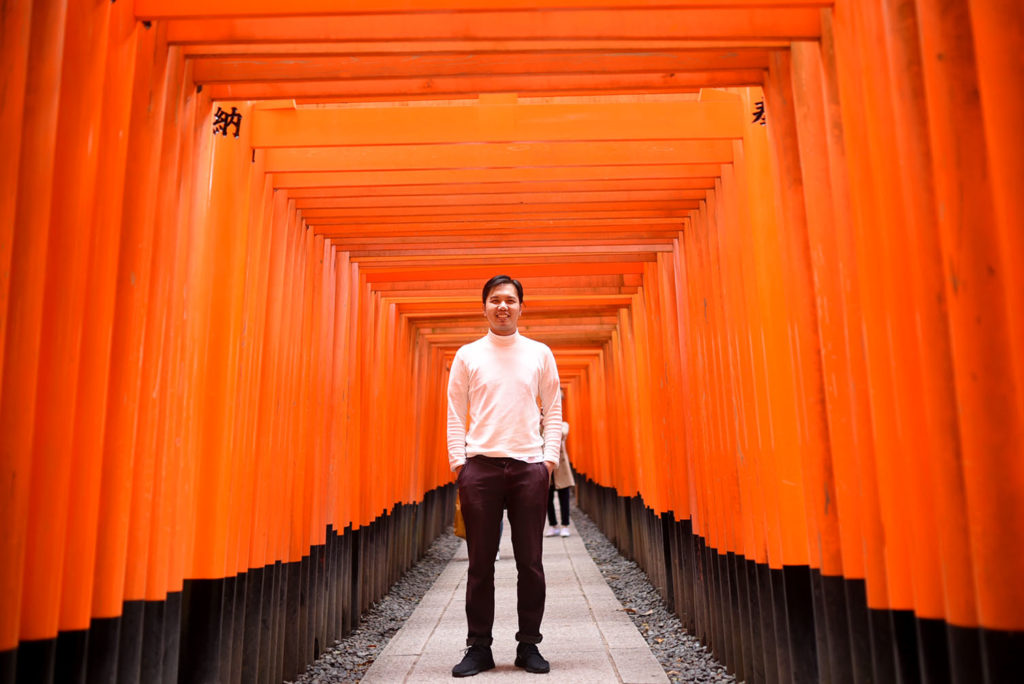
left=447, top=275, right=562, bottom=677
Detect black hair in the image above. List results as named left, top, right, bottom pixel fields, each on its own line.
left=481, top=274, right=524, bottom=305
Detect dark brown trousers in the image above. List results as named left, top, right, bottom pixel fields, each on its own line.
left=457, top=456, right=550, bottom=646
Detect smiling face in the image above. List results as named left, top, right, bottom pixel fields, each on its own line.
left=483, top=282, right=522, bottom=336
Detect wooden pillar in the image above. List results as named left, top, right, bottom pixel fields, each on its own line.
left=915, top=2, right=1024, bottom=681
left=0, top=1, right=69, bottom=672
left=20, top=1, right=109, bottom=675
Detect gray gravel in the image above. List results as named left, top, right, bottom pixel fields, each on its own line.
left=571, top=505, right=736, bottom=684
left=290, top=503, right=734, bottom=683
left=290, top=531, right=462, bottom=683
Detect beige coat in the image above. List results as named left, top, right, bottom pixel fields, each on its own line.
left=553, top=421, right=575, bottom=490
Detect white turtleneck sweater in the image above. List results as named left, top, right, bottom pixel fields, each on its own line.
left=446, top=330, right=562, bottom=471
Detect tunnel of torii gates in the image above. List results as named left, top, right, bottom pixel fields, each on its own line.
left=0, top=1, right=1022, bottom=683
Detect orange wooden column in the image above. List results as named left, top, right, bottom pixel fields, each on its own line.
left=966, top=0, right=1024, bottom=408
left=175, top=97, right=258, bottom=682
left=0, top=0, right=32, bottom=383
left=58, top=3, right=139, bottom=677
left=915, top=0, right=1024, bottom=658
left=228, top=164, right=275, bottom=583
left=248, top=189, right=291, bottom=573
left=718, top=160, right=768, bottom=575
left=789, top=32, right=882, bottom=682
left=765, top=51, right=844, bottom=583
left=811, top=21, right=895, bottom=684
left=136, top=56, right=200, bottom=634
left=654, top=252, right=690, bottom=521
left=329, top=250, right=355, bottom=534
left=91, top=22, right=173, bottom=643
left=21, top=0, right=111, bottom=652
left=0, top=0, right=68, bottom=658
left=878, top=0, right=982, bottom=677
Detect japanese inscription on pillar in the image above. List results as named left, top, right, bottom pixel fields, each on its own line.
left=751, top=100, right=766, bottom=126
left=213, top=106, right=243, bottom=138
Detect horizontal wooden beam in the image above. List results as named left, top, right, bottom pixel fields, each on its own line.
left=283, top=178, right=715, bottom=198
left=370, top=273, right=642, bottom=291
left=271, top=164, right=724, bottom=188
left=293, top=190, right=708, bottom=210
left=192, top=49, right=772, bottom=84
left=251, top=99, right=744, bottom=147
left=139, top=0, right=831, bottom=20
left=315, top=217, right=687, bottom=235
left=182, top=39, right=791, bottom=56
left=384, top=286, right=641, bottom=299
left=307, top=209, right=695, bottom=225
left=210, top=70, right=761, bottom=101
left=344, top=244, right=673, bottom=258
left=263, top=140, right=734, bottom=173
left=359, top=261, right=647, bottom=282
left=164, top=9, right=822, bottom=43
left=331, top=234, right=679, bottom=248
left=303, top=208, right=698, bottom=225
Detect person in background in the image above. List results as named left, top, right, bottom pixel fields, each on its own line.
left=447, top=275, right=562, bottom=677
left=544, top=408, right=575, bottom=538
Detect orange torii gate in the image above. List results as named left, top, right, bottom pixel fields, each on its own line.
left=1, top=1, right=1022, bottom=683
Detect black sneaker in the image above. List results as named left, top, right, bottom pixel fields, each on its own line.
left=514, top=642, right=550, bottom=674
left=452, top=645, right=495, bottom=677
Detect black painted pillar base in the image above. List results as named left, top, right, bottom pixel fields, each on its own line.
left=3, top=485, right=459, bottom=684
left=819, top=573, right=854, bottom=684
left=53, top=630, right=87, bottom=684
left=980, top=628, right=1024, bottom=684
left=15, top=639, right=54, bottom=684
left=574, top=475, right=1024, bottom=684
left=843, top=579, right=873, bottom=684
left=117, top=601, right=145, bottom=684
left=178, top=578, right=226, bottom=684
left=1, top=648, right=16, bottom=684
left=867, top=607, right=898, bottom=683
left=891, top=609, right=921, bottom=684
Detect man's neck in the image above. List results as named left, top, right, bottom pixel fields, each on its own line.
left=487, top=329, right=519, bottom=344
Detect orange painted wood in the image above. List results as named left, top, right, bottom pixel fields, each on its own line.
left=181, top=39, right=791, bottom=59
left=764, top=51, right=843, bottom=578
left=192, top=49, right=771, bottom=83
left=792, top=26, right=869, bottom=589
left=0, top=0, right=68, bottom=650
left=92, top=21, right=173, bottom=617
left=737, top=86, right=809, bottom=569
left=300, top=203, right=698, bottom=221
left=138, top=0, right=832, bottom=18
left=285, top=178, right=714, bottom=199
left=293, top=190, right=708, bottom=211
left=20, top=0, right=110, bottom=640
left=138, top=51, right=197, bottom=601
left=916, top=0, right=1024, bottom=632
left=311, top=217, right=689, bottom=235
left=254, top=100, right=745, bottom=147
left=248, top=189, right=291, bottom=569
left=163, top=58, right=203, bottom=601
left=823, top=4, right=892, bottom=610
left=2, top=0, right=1022, bottom=667
left=228, top=162, right=275, bottom=577
left=263, top=140, right=734, bottom=174
left=162, top=9, right=823, bottom=44
left=272, top=164, right=723, bottom=189
left=184, top=99, right=257, bottom=579
left=877, top=0, right=977, bottom=626
left=712, top=163, right=762, bottom=563
left=60, top=0, right=138, bottom=631
left=968, top=0, right=1024, bottom=419
left=0, top=0, right=32, bottom=392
